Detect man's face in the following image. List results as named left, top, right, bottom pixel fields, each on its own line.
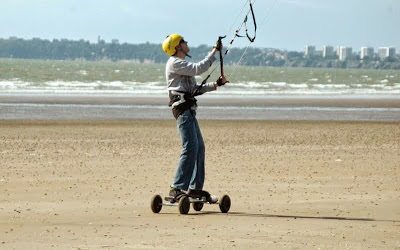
left=179, top=39, right=190, bottom=54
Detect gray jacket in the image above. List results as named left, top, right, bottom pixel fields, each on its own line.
left=166, top=53, right=217, bottom=110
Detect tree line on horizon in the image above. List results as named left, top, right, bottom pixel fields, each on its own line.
left=0, top=37, right=399, bottom=69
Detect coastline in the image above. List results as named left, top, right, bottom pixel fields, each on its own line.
left=1, top=93, right=400, bottom=107
left=1, top=93, right=400, bottom=121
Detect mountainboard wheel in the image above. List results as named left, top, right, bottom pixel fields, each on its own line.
left=178, top=196, right=190, bottom=214
left=219, top=195, right=231, bottom=213
left=192, top=202, right=204, bottom=211
left=151, top=194, right=163, bottom=213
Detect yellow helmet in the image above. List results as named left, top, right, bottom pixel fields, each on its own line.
left=162, top=34, right=183, bottom=56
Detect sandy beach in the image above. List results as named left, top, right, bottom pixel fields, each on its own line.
left=0, top=119, right=399, bottom=249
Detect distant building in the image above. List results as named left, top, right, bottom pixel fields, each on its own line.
left=335, top=46, right=341, bottom=57
left=322, top=46, right=334, bottom=58
left=304, top=45, right=316, bottom=56
left=360, top=47, right=374, bottom=59
left=388, top=47, right=396, bottom=58
left=378, top=48, right=386, bottom=58
left=339, top=46, right=352, bottom=61
left=111, top=39, right=119, bottom=45
left=378, top=47, right=396, bottom=59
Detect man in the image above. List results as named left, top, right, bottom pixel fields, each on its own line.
left=162, top=33, right=227, bottom=202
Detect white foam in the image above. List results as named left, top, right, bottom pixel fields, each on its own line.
left=1, top=79, right=400, bottom=96
left=103, top=81, right=125, bottom=87
left=270, top=82, right=287, bottom=87
left=371, top=84, right=386, bottom=88
left=314, top=84, right=349, bottom=89
left=45, top=81, right=98, bottom=88
left=288, top=83, right=308, bottom=89
left=78, top=70, right=88, bottom=76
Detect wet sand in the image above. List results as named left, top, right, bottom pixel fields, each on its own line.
left=0, top=119, right=399, bottom=249
left=1, top=94, right=400, bottom=121
left=1, top=94, right=400, bottom=107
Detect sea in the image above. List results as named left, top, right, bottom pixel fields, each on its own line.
left=1, top=58, right=400, bottom=121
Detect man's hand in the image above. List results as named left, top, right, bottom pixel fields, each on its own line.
left=214, top=39, right=222, bottom=51
left=211, top=40, right=223, bottom=55
left=216, top=76, right=228, bottom=86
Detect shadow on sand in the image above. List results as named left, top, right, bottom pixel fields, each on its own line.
left=186, top=211, right=399, bottom=223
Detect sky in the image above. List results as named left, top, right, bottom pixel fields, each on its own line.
left=1, top=0, right=399, bottom=52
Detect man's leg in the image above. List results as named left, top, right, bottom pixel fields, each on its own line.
left=189, top=114, right=205, bottom=190
left=172, top=110, right=198, bottom=191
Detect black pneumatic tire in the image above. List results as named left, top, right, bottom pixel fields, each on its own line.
left=192, top=202, right=204, bottom=211
left=151, top=195, right=163, bottom=213
left=219, top=195, right=231, bottom=213
left=178, top=196, right=190, bottom=214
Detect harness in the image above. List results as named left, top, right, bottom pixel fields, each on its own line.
left=169, top=91, right=198, bottom=119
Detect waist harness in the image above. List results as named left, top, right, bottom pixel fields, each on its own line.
left=168, top=92, right=199, bottom=119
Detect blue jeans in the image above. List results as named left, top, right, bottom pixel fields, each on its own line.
left=172, top=110, right=205, bottom=191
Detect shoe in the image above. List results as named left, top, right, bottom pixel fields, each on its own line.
left=169, top=187, right=186, bottom=201
left=208, top=194, right=219, bottom=203
left=188, top=189, right=218, bottom=203
left=187, top=189, right=202, bottom=199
